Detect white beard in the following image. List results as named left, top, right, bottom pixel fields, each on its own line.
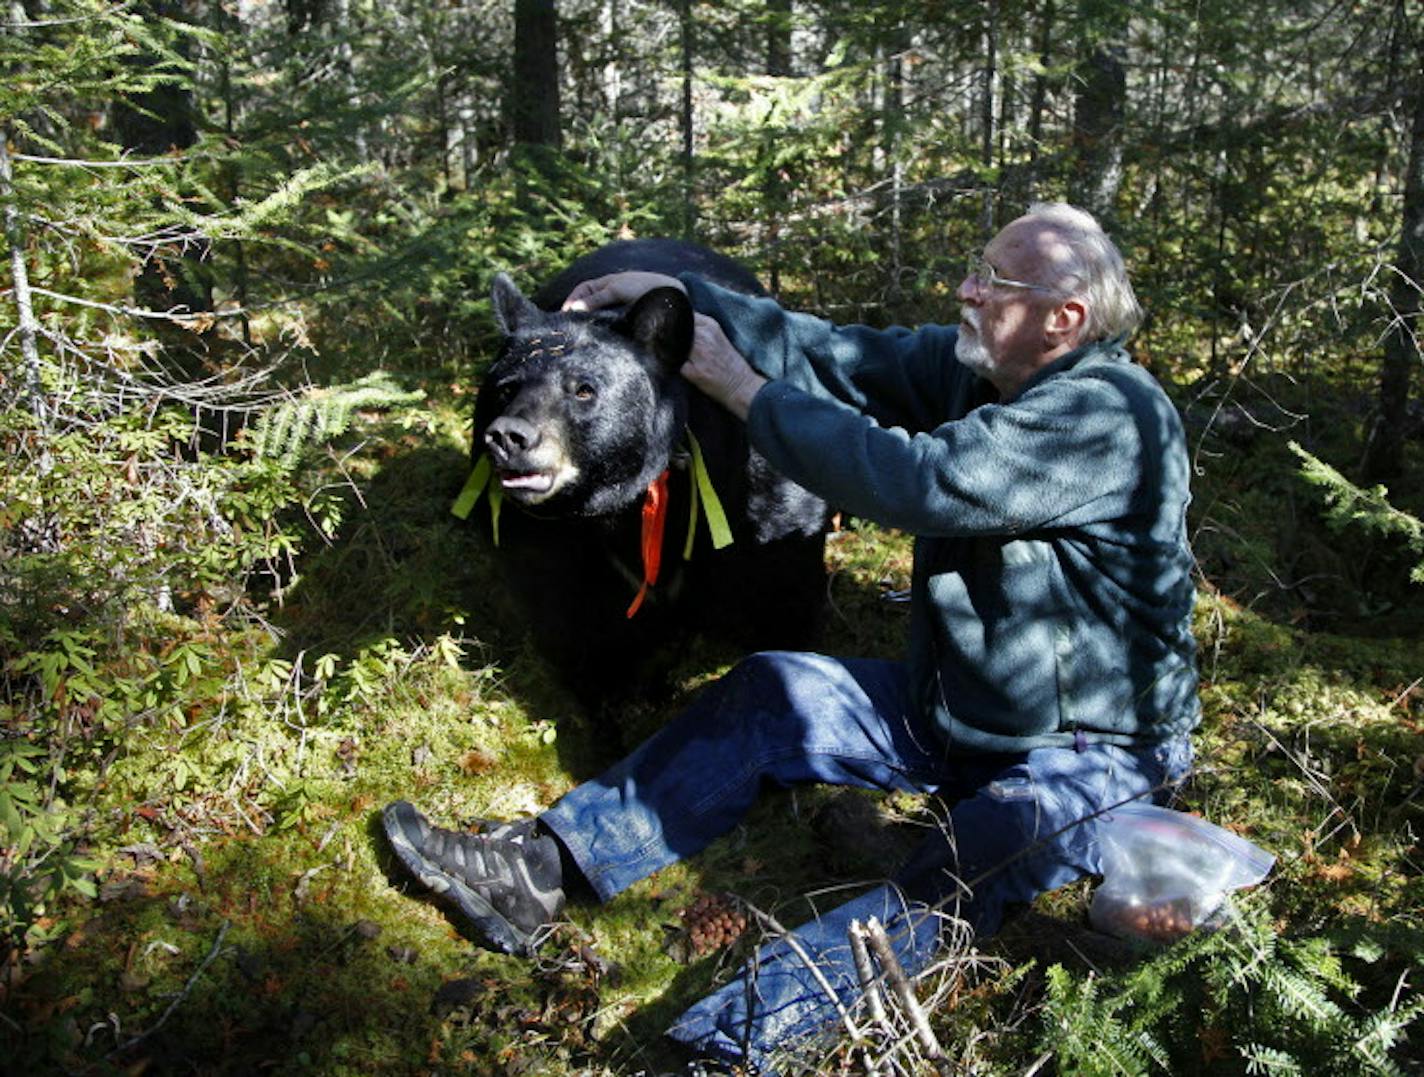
left=955, top=315, right=995, bottom=378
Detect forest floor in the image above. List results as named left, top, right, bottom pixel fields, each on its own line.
left=2, top=385, right=1423, bottom=1074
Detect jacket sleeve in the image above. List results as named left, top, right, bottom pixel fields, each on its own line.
left=680, top=274, right=968, bottom=433
left=746, top=368, right=1165, bottom=537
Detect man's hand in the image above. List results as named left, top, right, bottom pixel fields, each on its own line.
left=561, top=271, right=686, bottom=312
left=564, top=274, right=767, bottom=419
left=682, top=314, right=767, bottom=421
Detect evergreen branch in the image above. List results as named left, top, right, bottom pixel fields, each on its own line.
left=11, top=151, right=206, bottom=168
left=1353, top=998, right=1424, bottom=1071
left=248, top=373, right=425, bottom=469
left=21, top=285, right=243, bottom=323
left=1243, top=1044, right=1305, bottom=1074
left=1264, top=964, right=1347, bottom=1028
left=0, top=1, right=135, bottom=31
left=217, top=163, right=372, bottom=236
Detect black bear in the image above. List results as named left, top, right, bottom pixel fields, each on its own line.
left=458, top=239, right=829, bottom=706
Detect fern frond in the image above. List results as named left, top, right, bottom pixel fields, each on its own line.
left=1243, top=1043, right=1305, bottom=1074
left=248, top=373, right=425, bottom=468
left=1263, top=964, right=1347, bottom=1028
left=1280, top=937, right=1360, bottom=1000
left=1350, top=997, right=1424, bottom=1074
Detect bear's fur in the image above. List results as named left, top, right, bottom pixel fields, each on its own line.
left=468, top=239, right=828, bottom=706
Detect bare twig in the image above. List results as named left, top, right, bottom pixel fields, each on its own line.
left=1020, top=1051, right=1054, bottom=1076
left=847, top=919, right=892, bottom=1076
left=1, top=128, right=51, bottom=458
left=25, top=284, right=251, bottom=323
left=110, top=919, right=230, bottom=1057
left=739, top=899, right=865, bottom=1046
left=12, top=151, right=202, bottom=168
left=863, top=917, right=944, bottom=1063
left=848, top=919, right=890, bottom=1032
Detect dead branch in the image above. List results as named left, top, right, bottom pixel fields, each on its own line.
left=848, top=919, right=890, bottom=1032
left=864, top=916, right=944, bottom=1064
left=738, top=898, right=866, bottom=1049
left=848, top=919, right=892, bottom=1076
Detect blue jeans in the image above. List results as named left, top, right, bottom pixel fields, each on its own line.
left=539, top=652, right=1193, bottom=1070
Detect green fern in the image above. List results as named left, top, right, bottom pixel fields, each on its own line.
left=249, top=372, right=425, bottom=468
left=1042, top=965, right=1156, bottom=1075
left=1243, top=1044, right=1305, bottom=1074
left=1352, top=999, right=1424, bottom=1074
left=1038, top=899, right=1424, bottom=1074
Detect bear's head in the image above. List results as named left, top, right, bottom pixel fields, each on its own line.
left=475, top=273, right=695, bottom=517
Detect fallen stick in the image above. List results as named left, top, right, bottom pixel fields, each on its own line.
left=848, top=919, right=890, bottom=1031
left=864, top=916, right=945, bottom=1063
left=739, top=899, right=865, bottom=1046
left=848, top=919, right=892, bottom=1077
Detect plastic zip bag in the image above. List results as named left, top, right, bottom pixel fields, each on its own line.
left=1088, top=803, right=1275, bottom=944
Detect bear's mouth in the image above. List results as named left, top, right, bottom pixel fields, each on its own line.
left=495, top=459, right=582, bottom=505
left=498, top=469, right=556, bottom=495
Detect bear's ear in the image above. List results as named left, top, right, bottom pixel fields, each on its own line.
left=491, top=273, right=541, bottom=336
left=619, top=286, right=694, bottom=368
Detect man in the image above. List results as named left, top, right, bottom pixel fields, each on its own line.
left=382, top=203, right=1199, bottom=1069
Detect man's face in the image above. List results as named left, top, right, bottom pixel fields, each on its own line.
left=954, top=219, right=1074, bottom=394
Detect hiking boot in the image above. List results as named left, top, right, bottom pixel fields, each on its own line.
left=382, top=800, right=565, bottom=956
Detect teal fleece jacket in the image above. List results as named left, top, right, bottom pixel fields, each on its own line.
left=681, top=275, right=1201, bottom=755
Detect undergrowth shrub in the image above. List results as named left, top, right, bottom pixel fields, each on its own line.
left=1039, top=898, right=1424, bottom=1075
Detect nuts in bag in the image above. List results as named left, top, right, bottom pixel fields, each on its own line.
left=1088, top=802, right=1275, bottom=944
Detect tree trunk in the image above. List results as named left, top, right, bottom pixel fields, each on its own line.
left=333, top=0, right=368, bottom=162
left=0, top=130, right=48, bottom=452
left=1023, top=0, right=1054, bottom=203
left=979, top=0, right=998, bottom=236
left=286, top=0, right=327, bottom=35
left=1363, top=58, right=1424, bottom=481
left=1070, top=2, right=1126, bottom=224
left=512, top=0, right=562, bottom=150
left=599, top=0, right=621, bottom=114
left=680, top=0, right=694, bottom=239
left=880, top=12, right=910, bottom=302
left=762, top=0, right=792, bottom=292
left=766, top=0, right=792, bottom=78
left=112, top=2, right=196, bottom=157
left=112, top=0, right=210, bottom=322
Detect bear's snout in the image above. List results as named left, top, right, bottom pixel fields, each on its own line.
left=485, top=415, right=542, bottom=462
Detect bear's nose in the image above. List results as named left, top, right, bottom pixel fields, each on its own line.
left=485, top=415, right=541, bottom=459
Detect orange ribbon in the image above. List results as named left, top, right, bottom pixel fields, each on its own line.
left=626, top=469, right=671, bottom=618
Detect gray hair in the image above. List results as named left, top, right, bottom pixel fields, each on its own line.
left=1024, top=202, right=1143, bottom=342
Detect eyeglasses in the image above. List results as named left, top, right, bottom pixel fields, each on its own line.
left=966, top=258, right=1061, bottom=295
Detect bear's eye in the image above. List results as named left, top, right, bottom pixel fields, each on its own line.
left=572, top=382, right=597, bottom=402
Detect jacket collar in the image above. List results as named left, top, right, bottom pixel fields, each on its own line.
left=1013, top=335, right=1131, bottom=399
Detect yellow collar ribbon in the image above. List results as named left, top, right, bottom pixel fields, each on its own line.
left=451, top=452, right=503, bottom=542
left=682, top=429, right=733, bottom=554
